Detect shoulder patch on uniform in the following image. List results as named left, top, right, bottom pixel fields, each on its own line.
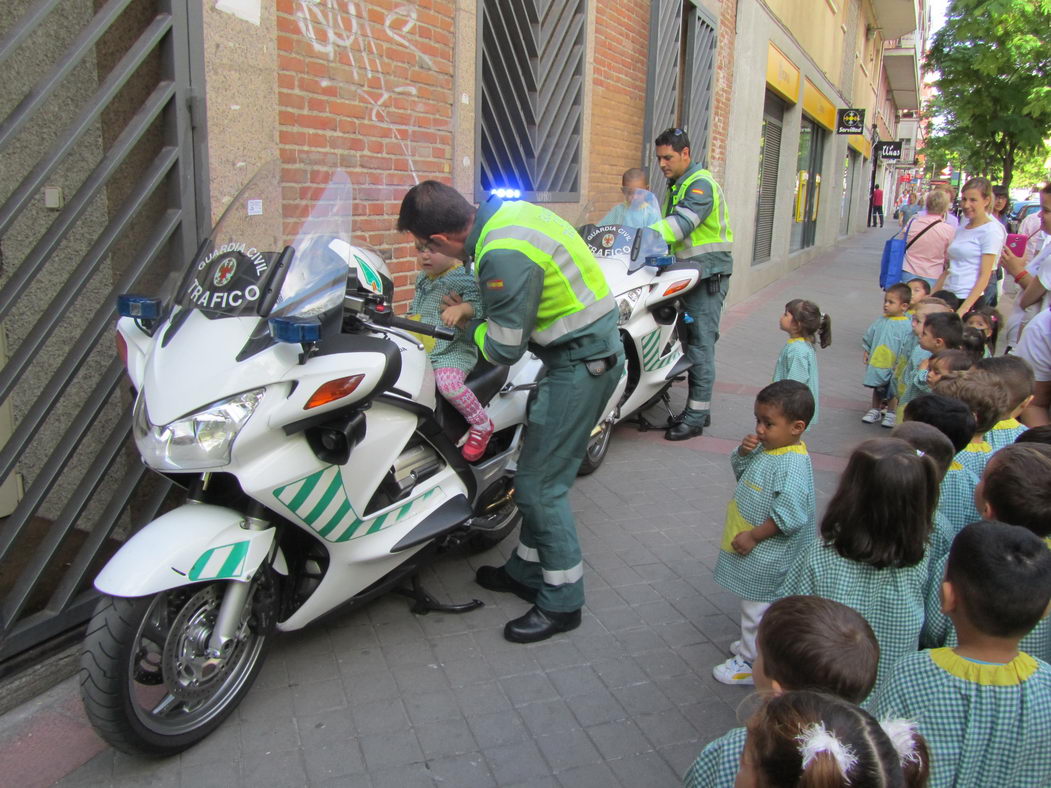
left=487, top=279, right=504, bottom=289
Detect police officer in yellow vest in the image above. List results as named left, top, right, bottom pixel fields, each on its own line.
left=650, top=128, right=734, bottom=440
left=398, top=181, right=623, bottom=643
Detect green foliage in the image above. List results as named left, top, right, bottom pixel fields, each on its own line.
left=924, top=0, right=1051, bottom=187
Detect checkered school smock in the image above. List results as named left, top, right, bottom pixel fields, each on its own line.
left=779, top=541, right=930, bottom=700
left=862, top=315, right=913, bottom=390
left=955, top=440, right=993, bottom=482
left=894, top=344, right=931, bottom=421
left=683, top=727, right=746, bottom=788
left=875, top=649, right=1051, bottom=788
left=936, top=462, right=980, bottom=534
left=987, top=418, right=1027, bottom=452
left=713, top=444, right=816, bottom=603
left=927, top=510, right=959, bottom=572
left=409, top=265, right=483, bottom=372
left=922, top=545, right=1051, bottom=662
left=772, top=338, right=820, bottom=425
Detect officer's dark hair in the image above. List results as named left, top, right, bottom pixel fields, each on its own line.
left=981, top=444, right=1051, bottom=537
left=903, top=394, right=976, bottom=452
left=756, top=380, right=815, bottom=427
left=945, top=520, right=1051, bottom=638
left=923, top=311, right=964, bottom=349
left=397, top=180, right=474, bottom=239
left=654, top=127, right=691, bottom=153
left=891, top=420, right=955, bottom=480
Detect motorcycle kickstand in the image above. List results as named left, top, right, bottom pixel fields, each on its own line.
left=631, top=390, right=676, bottom=433
left=395, top=573, right=484, bottom=615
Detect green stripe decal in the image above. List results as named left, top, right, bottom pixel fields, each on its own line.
left=218, top=542, right=249, bottom=577
left=317, top=499, right=352, bottom=537
left=286, top=472, right=321, bottom=511
left=304, top=473, right=344, bottom=525
left=188, top=541, right=249, bottom=581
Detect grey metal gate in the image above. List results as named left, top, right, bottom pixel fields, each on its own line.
left=0, top=0, right=205, bottom=665
left=642, top=0, right=718, bottom=204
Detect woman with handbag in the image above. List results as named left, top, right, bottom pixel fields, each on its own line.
left=933, top=177, right=1007, bottom=315
left=901, top=190, right=955, bottom=289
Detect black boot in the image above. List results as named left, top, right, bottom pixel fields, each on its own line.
left=504, top=605, right=582, bottom=643
left=667, top=412, right=711, bottom=428
left=665, top=421, right=704, bottom=441
left=475, top=565, right=537, bottom=603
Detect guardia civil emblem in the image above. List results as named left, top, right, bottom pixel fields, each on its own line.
left=213, top=257, right=237, bottom=287
left=601, top=233, right=616, bottom=248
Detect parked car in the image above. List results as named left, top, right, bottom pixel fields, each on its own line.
left=1008, top=200, right=1040, bottom=233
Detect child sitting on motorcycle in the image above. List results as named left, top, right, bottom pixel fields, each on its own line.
left=410, top=242, right=493, bottom=460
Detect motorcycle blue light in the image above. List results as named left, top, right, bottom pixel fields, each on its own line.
left=645, top=255, right=675, bottom=268
left=117, top=295, right=162, bottom=320
left=492, top=187, right=522, bottom=200
left=268, top=316, right=322, bottom=344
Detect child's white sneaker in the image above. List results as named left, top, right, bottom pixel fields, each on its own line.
left=712, top=655, right=754, bottom=685
left=880, top=411, right=896, bottom=428
left=729, top=639, right=743, bottom=657
left=861, top=408, right=882, bottom=423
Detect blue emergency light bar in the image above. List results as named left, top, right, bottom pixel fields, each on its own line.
left=269, top=316, right=322, bottom=344
left=645, top=255, right=675, bottom=268
left=492, top=188, right=522, bottom=200
left=117, top=295, right=162, bottom=320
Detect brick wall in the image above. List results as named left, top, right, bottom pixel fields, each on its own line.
left=275, top=0, right=456, bottom=307
left=707, top=0, right=737, bottom=183
left=587, top=0, right=652, bottom=220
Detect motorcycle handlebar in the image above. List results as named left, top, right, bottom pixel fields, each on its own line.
left=387, top=314, right=457, bottom=342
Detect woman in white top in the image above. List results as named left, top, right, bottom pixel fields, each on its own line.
left=933, top=177, right=1006, bottom=315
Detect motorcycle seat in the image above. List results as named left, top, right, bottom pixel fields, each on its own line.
left=464, top=360, right=509, bottom=408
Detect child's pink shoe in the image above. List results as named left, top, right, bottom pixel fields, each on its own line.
left=462, top=419, right=494, bottom=461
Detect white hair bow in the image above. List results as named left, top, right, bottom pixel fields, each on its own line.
left=797, top=723, right=858, bottom=780
left=881, top=718, right=922, bottom=764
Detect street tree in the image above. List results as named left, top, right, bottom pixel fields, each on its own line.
left=924, top=0, right=1051, bottom=188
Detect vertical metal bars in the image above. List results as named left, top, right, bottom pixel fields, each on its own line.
left=0, top=0, right=202, bottom=662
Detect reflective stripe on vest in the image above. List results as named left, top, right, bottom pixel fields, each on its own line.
left=477, top=203, right=614, bottom=346
left=661, top=168, right=734, bottom=259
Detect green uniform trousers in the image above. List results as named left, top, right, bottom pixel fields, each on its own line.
left=504, top=350, right=624, bottom=611
left=681, top=274, right=729, bottom=427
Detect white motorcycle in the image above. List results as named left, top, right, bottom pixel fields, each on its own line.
left=576, top=221, right=700, bottom=474
left=79, top=163, right=538, bottom=756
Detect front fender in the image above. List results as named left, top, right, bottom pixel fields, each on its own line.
left=94, top=504, right=282, bottom=597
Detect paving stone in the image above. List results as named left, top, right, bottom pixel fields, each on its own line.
left=359, top=728, right=424, bottom=772
left=403, top=689, right=461, bottom=725
left=500, top=671, right=560, bottom=707
left=516, top=698, right=580, bottom=737
left=241, top=749, right=307, bottom=787
left=425, top=752, right=496, bottom=788
left=566, top=688, right=628, bottom=727
left=300, top=740, right=366, bottom=783
left=534, top=727, right=602, bottom=772
left=351, top=698, right=410, bottom=735
left=484, top=739, right=551, bottom=785
left=586, top=718, right=653, bottom=761
left=413, top=717, right=478, bottom=759
left=178, top=759, right=242, bottom=788
left=466, top=710, right=530, bottom=749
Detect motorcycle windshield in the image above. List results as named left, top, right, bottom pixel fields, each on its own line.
left=176, top=161, right=354, bottom=320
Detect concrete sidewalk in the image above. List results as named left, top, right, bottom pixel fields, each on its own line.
left=2, top=226, right=899, bottom=787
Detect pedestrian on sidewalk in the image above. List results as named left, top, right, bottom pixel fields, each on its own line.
left=861, top=283, right=913, bottom=428
left=772, top=299, right=830, bottom=426
left=870, top=185, right=885, bottom=227
left=649, top=127, right=734, bottom=441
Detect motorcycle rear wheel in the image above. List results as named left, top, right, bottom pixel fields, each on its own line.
left=79, top=571, right=276, bottom=757
left=577, top=417, right=614, bottom=476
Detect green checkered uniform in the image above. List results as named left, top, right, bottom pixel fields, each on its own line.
left=862, top=315, right=913, bottom=390
left=409, top=265, right=483, bottom=372
left=894, top=344, right=931, bottom=421
left=875, top=648, right=1051, bottom=788
left=923, top=544, right=1051, bottom=662
left=713, top=444, right=816, bottom=603
left=955, top=440, right=993, bottom=482
left=927, top=510, right=959, bottom=572
left=683, top=726, right=746, bottom=788
left=936, top=462, right=980, bottom=534
left=772, top=338, right=820, bottom=426
left=779, top=541, right=931, bottom=701
left=987, top=418, right=1027, bottom=452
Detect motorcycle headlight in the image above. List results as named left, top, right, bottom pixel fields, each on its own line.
left=616, top=286, right=647, bottom=326
left=133, top=388, right=265, bottom=470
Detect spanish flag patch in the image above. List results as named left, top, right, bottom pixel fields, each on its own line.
left=487, top=279, right=504, bottom=289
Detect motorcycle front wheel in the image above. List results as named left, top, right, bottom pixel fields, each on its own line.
left=79, top=570, right=277, bottom=757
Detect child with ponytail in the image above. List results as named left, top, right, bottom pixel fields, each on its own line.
left=774, top=300, right=831, bottom=426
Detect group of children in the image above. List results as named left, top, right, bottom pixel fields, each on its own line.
left=689, top=290, right=1051, bottom=786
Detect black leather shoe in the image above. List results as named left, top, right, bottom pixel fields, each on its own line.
left=665, top=422, right=704, bottom=441
left=504, top=605, right=582, bottom=643
left=667, top=412, right=711, bottom=428
left=475, top=565, right=537, bottom=603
